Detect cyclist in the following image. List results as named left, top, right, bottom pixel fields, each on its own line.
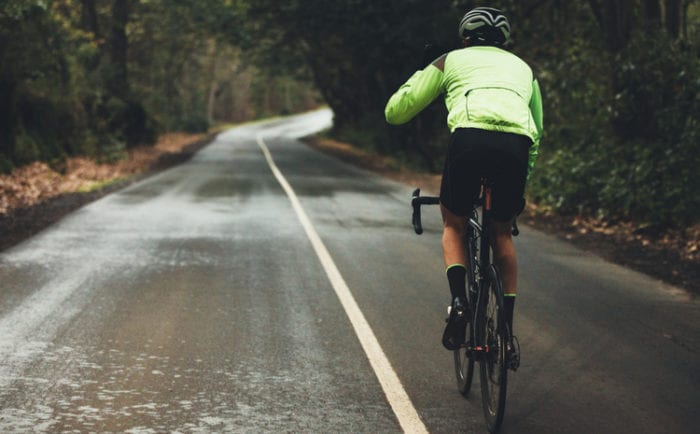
left=385, top=7, right=543, bottom=351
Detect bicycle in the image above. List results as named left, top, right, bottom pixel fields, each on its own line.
left=411, top=181, right=519, bottom=433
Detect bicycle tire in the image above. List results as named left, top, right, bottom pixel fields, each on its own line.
left=454, top=221, right=479, bottom=395
left=453, top=319, right=475, bottom=395
left=478, top=263, right=508, bottom=433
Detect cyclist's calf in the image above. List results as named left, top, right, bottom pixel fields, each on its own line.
left=489, top=220, right=517, bottom=296
left=440, top=203, right=468, bottom=267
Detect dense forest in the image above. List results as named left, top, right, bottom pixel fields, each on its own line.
left=0, top=0, right=322, bottom=172
left=1, top=0, right=698, bottom=227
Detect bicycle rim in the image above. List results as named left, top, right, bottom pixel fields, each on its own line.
left=478, top=264, right=508, bottom=433
left=453, top=320, right=474, bottom=395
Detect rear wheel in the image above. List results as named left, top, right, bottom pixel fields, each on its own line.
left=478, top=264, right=508, bottom=433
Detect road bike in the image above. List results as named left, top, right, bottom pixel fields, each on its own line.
left=411, top=181, right=519, bottom=433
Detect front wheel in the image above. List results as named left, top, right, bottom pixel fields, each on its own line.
left=454, top=318, right=474, bottom=395
left=478, top=264, right=508, bottom=433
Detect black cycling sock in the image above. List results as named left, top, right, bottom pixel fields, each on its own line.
left=503, top=295, right=515, bottom=333
left=446, top=264, right=467, bottom=301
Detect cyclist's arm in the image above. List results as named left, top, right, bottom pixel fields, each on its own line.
left=384, top=58, right=445, bottom=125
left=527, top=78, right=543, bottom=180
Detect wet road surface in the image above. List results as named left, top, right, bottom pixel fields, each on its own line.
left=0, top=110, right=698, bottom=433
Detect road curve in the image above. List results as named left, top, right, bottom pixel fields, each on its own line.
left=0, top=110, right=698, bottom=433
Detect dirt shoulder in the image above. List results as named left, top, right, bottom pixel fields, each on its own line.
left=304, top=136, right=699, bottom=295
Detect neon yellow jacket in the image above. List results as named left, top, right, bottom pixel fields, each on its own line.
left=385, top=46, right=543, bottom=177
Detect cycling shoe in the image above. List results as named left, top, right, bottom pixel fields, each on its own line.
left=442, top=297, right=468, bottom=350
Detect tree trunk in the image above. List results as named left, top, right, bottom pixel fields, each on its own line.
left=80, top=0, right=100, bottom=37
left=586, top=0, right=634, bottom=52
left=664, top=0, right=681, bottom=38
left=641, top=0, right=661, bottom=27
left=682, top=0, right=691, bottom=40
left=108, top=0, right=130, bottom=96
left=0, top=77, right=16, bottom=162
left=206, top=40, right=220, bottom=125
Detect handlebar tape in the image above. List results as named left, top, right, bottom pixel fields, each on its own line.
left=411, top=189, right=439, bottom=235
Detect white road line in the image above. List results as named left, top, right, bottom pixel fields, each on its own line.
left=257, top=135, right=428, bottom=433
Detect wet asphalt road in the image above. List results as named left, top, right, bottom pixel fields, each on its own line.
left=0, top=110, right=698, bottom=433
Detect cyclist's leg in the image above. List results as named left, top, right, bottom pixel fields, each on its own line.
left=440, top=204, right=471, bottom=350
left=439, top=130, right=480, bottom=350
left=441, top=203, right=467, bottom=269
left=491, top=222, right=521, bottom=370
left=439, top=129, right=480, bottom=301
left=490, top=179, right=524, bottom=370
left=490, top=220, right=517, bottom=296
left=483, top=131, right=530, bottom=336
left=490, top=221, right=518, bottom=337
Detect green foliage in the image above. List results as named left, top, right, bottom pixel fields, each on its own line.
left=180, top=114, right=210, bottom=134
left=240, top=0, right=458, bottom=166
left=526, top=3, right=700, bottom=227
left=0, top=0, right=318, bottom=169
left=96, top=136, right=127, bottom=164
left=611, top=34, right=698, bottom=144
left=0, top=154, right=13, bottom=174
left=13, top=129, right=42, bottom=165
left=0, top=0, right=80, bottom=165
left=103, top=97, right=157, bottom=147
left=128, top=0, right=319, bottom=133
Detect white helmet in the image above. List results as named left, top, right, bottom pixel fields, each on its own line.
left=458, top=7, right=511, bottom=46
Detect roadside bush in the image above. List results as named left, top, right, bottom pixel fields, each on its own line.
left=13, top=129, right=41, bottom=165
left=180, top=114, right=210, bottom=133
left=122, top=101, right=158, bottom=147
left=529, top=34, right=700, bottom=227
left=13, top=91, right=81, bottom=166
left=0, top=155, right=12, bottom=175
left=104, top=97, right=158, bottom=148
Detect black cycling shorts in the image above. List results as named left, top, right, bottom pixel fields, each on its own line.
left=440, top=128, right=531, bottom=222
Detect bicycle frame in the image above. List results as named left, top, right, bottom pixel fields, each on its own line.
left=467, top=186, right=492, bottom=359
